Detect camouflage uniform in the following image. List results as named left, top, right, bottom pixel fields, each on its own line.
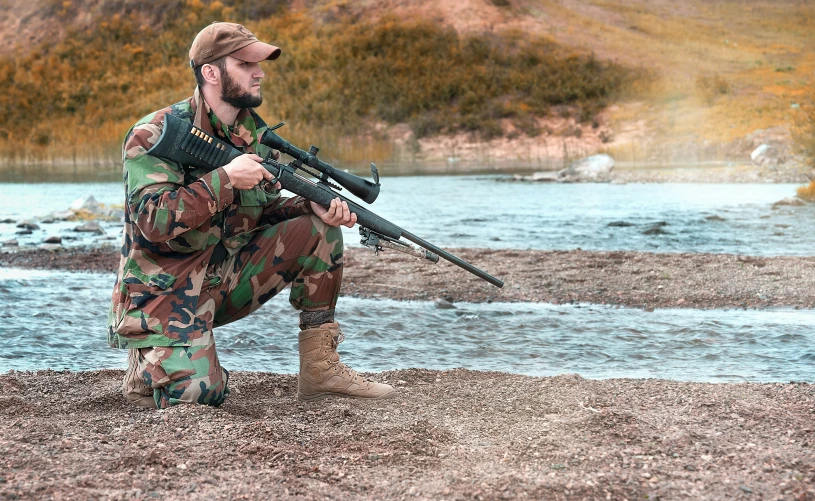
left=109, top=88, right=344, bottom=408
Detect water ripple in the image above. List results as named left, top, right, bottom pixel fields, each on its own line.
left=0, top=269, right=813, bottom=382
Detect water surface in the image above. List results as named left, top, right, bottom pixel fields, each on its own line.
left=0, top=178, right=810, bottom=255
left=1, top=269, right=811, bottom=382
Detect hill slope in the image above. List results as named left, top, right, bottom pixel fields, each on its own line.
left=0, top=0, right=812, bottom=171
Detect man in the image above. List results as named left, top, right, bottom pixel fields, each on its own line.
left=107, top=22, right=395, bottom=409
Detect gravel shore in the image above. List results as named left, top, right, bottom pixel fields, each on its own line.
left=3, top=246, right=815, bottom=310
left=0, top=369, right=813, bottom=500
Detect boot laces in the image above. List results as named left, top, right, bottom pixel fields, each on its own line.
left=331, top=331, right=346, bottom=349
left=330, top=332, right=368, bottom=383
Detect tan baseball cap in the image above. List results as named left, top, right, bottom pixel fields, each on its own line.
left=189, top=22, right=281, bottom=68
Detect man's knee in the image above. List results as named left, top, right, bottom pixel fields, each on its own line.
left=154, top=368, right=230, bottom=409
left=282, top=215, right=343, bottom=243
left=136, top=345, right=230, bottom=409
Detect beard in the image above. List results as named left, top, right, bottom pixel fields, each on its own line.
left=221, top=69, right=263, bottom=109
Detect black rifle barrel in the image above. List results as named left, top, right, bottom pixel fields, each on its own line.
left=401, top=231, right=504, bottom=288
left=147, top=114, right=504, bottom=288
left=274, top=167, right=503, bottom=288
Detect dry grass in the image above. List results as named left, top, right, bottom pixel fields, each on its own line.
left=1, top=0, right=813, bottom=168
left=0, top=0, right=632, bottom=169
left=519, top=0, right=815, bottom=146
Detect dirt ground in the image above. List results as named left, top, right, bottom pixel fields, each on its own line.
left=4, top=246, right=815, bottom=310
left=2, top=247, right=815, bottom=500
left=0, top=369, right=813, bottom=500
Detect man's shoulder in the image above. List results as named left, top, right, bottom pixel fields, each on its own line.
left=133, top=96, right=196, bottom=128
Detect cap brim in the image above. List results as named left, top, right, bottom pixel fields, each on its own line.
left=232, top=41, right=281, bottom=63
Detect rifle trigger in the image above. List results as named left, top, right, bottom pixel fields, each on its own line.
left=261, top=175, right=279, bottom=193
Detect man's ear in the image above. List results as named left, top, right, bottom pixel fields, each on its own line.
left=201, top=64, right=220, bottom=86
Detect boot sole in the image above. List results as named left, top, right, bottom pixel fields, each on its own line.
left=297, top=389, right=397, bottom=402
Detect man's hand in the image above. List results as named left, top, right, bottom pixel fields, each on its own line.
left=222, top=154, right=281, bottom=191
left=310, top=198, right=358, bottom=228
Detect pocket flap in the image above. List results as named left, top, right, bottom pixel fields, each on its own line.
left=239, top=186, right=269, bottom=207
left=123, top=271, right=177, bottom=290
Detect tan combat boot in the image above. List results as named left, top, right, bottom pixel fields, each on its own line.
left=122, top=349, right=156, bottom=408
left=298, top=322, right=396, bottom=401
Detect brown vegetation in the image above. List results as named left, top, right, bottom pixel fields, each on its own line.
left=2, top=0, right=814, bottom=169
left=0, top=0, right=633, bottom=166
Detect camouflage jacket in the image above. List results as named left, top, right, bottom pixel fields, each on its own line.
left=107, top=88, right=313, bottom=349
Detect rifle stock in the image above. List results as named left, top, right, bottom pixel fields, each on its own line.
left=148, top=114, right=504, bottom=288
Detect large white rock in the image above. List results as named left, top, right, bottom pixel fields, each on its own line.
left=70, top=195, right=101, bottom=213
left=561, top=154, right=615, bottom=182
left=750, top=144, right=780, bottom=166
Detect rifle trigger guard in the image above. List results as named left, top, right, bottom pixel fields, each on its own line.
left=261, top=175, right=279, bottom=193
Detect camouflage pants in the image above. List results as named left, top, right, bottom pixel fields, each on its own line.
left=125, top=215, right=344, bottom=409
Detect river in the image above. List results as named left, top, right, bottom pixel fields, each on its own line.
left=1, top=176, right=813, bottom=381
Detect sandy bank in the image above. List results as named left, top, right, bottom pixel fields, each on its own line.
left=0, top=369, right=812, bottom=500
left=3, top=247, right=815, bottom=310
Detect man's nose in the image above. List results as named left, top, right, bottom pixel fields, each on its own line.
left=254, top=65, right=265, bottom=79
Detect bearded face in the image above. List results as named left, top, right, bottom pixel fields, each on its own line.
left=220, top=65, right=263, bottom=109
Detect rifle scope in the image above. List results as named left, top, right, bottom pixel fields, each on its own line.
left=261, top=125, right=381, bottom=204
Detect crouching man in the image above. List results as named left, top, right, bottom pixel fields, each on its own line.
left=107, top=22, right=395, bottom=408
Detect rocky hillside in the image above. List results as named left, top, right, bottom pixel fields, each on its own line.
left=1, top=0, right=812, bottom=171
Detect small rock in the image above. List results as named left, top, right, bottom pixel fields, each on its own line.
left=44, top=236, right=62, bottom=244
left=106, top=208, right=125, bottom=221
left=40, top=217, right=56, bottom=224
left=676, top=298, right=686, bottom=305
left=51, top=210, right=76, bottom=221
left=15, top=229, right=32, bottom=235
left=739, top=485, right=752, bottom=494
left=16, top=220, right=39, bottom=230
left=74, top=221, right=104, bottom=234
left=772, top=196, right=806, bottom=208
left=607, top=221, right=634, bottom=227
left=705, top=215, right=726, bottom=221
left=529, top=171, right=560, bottom=182
left=642, top=225, right=670, bottom=235
left=2, top=239, right=18, bottom=246
left=0, top=218, right=16, bottom=224
left=434, top=298, right=456, bottom=309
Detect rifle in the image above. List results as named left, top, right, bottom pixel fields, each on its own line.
left=147, top=114, right=504, bottom=288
